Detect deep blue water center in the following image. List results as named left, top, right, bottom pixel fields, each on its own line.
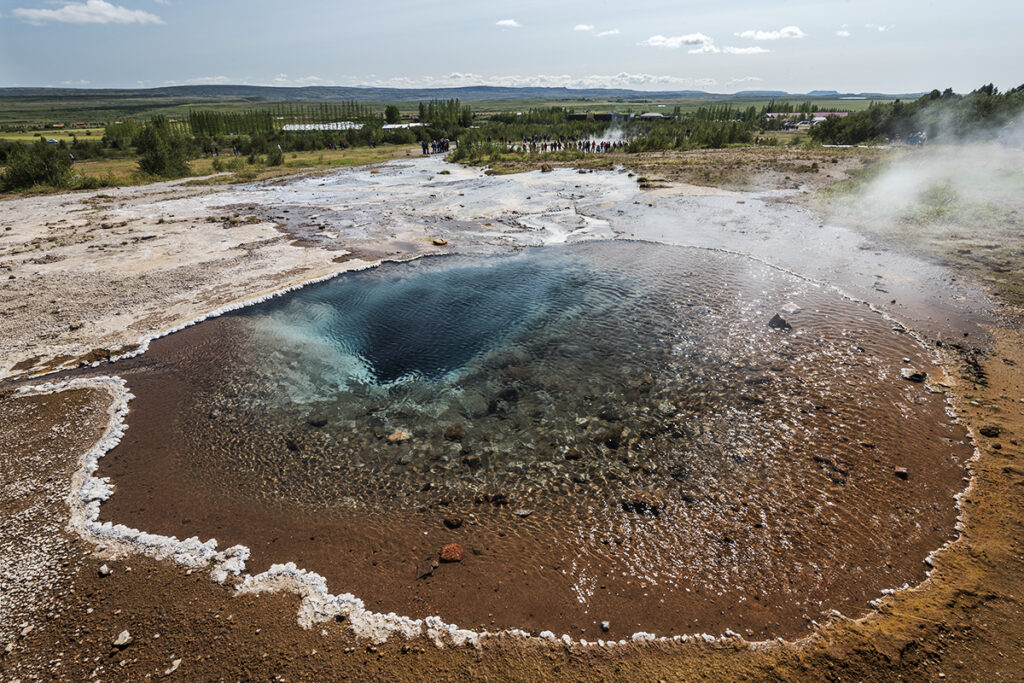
left=235, top=248, right=603, bottom=384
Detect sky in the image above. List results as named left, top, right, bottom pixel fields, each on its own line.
left=0, top=0, right=1020, bottom=93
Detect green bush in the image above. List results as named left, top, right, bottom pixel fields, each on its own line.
left=1, top=140, right=75, bottom=190
left=136, top=117, right=192, bottom=178
left=266, top=147, right=284, bottom=166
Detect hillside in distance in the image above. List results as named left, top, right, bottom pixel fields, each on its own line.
left=0, top=84, right=915, bottom=104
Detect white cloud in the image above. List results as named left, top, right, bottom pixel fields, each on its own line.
left=496, top=18, right=520, bottom=28
left=837, top=29, right=851, bottom=37
left=735, top=25, right=804, bottom=40
left=163, top=75, right=230, bottom=86
left=352, top=72, right=718, bottom=91
left=866, top=23, right=894, bottom=32
left=573, top=24, right=594, bottom=32
left=723, top=46, right=770, bottom=54
left=271, top=74, right=324, bottom=86
left=727, top=76, right=763, bottom=87
left=639, top=33, right=718, bottom=53
left=11, top=0, right=164, bottom=25
left=152, top=0, right=170, bottom=4
left=61, top=79, right=91, bottom=85
left=596, top=29, right=620, bottom=37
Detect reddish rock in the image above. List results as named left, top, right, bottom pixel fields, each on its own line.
left=443, top=424, right=465, bottom=441
left=443, top=516, right=464, bottom=529
left=439, top=543, right=464, bottom=563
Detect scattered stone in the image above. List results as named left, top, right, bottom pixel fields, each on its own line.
left=285, top=437, right=300, bottom=452
left=767, top=313, right=792, bottom=331
left=601, top=621, right=611, bottom=632
left=780, top=302, right=801, bottom=315
left=307, top=415, right=328, bottom=428
left=432, top=238, right=448, bottom=246
left=112, top=630, right=132, bottom=649
left=395, top=452, right=413, bottom=466
left=895, top=467, right=909, bottom=480
left=443, top=516, right=463, bottom=529
left=443, top=424, right=465, bottom=441
left=513, top=509, right=533, bottom=518
left=621, top=493, right=666, bottom=517
left=462, top=454, right=481, bottom=469
left=540, top=164, right=553, bottom=173
left=439, top=543, right=464, bottom=563
left=979, top=424, right=1002, bottom=438
left=69, top=321, right=84, bottom=331
left=98, top=564, right=112, bottom=577
left=564, top=446, right=581, bottom=461
left=386, top=428, right=411, bottom=444
left=416, top=559, right=437, bottom=579
left=900, top=368, right=927, bottom=383
left=164, top=658, right=182, bottom=675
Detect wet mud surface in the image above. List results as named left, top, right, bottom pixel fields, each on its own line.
left=95, top=240, right=971, bottom=639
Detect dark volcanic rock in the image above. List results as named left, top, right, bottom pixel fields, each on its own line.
left=621, top=493, right=666, bottom=517
left=767, top=313, right=792, bottom=331
left=901, top=368, right=927, bottom=383
left=979, top=424, right=1002, bottom=438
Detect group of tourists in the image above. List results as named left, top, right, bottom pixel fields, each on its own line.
left=496, top=135, right=630, bottom=154
left=422, top=138, right=453, bottom=155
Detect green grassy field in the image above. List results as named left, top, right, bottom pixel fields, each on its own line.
left=0, top=93, right=889, bottom=129
left=0, top=128, right=106, bottom=141
left=0, top=144, right=420, bottom=196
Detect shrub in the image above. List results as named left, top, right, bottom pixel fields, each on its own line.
left=1, top=140, right=75, bottom=190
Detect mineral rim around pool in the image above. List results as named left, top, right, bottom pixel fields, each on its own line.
left=96, top=240, right=970, bottom=639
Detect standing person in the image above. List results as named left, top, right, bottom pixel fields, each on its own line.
left=422, top=140, right=429, bottom=155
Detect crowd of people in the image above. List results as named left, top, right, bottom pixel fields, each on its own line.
left=422, top=138, right=453, bottom=154
left=495, top=135, right=630, bottom=153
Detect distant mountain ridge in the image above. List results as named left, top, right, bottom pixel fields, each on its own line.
left=0, top=84, right=917, bottom=103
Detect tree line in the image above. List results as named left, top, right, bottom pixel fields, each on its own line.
left=810, top=84, right=1024, bottom=144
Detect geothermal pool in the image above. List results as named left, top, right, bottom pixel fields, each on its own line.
left=97, top=239, right=970, bottom=638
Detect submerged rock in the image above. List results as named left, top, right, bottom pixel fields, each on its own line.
left=621, top=493, right=666, bottom=517
left=439, top=543, right=464, bottom=562
left=768, top=313, right=792, bottom=331
left=979, top=424, right=1002, bottom=438
left=386, top=429, right=411, bottom=444
left=443, top=424, right=465, bottom=441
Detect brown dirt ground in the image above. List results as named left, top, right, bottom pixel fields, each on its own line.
left=473, top=145, right=882, bottom=193
left=2, top=146, right=1023, bottom=681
